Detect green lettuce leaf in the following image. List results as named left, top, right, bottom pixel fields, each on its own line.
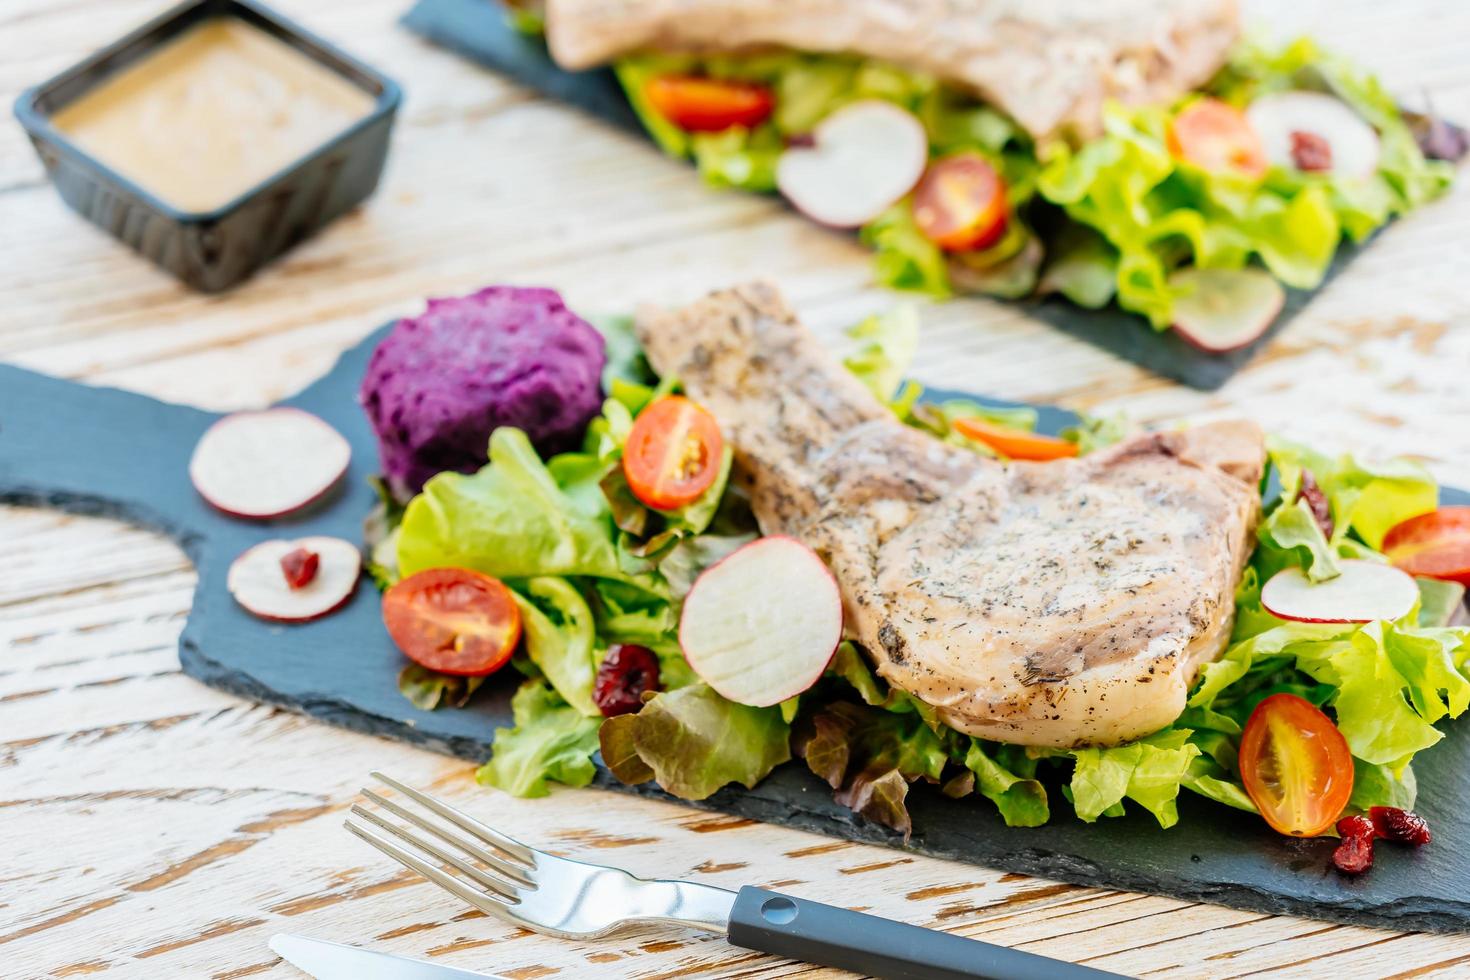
left=691, top=127, right=782, bottom=191
left=843, top=306, right=920, bottom=402
left=1349, top=758, right=1417, bottom=811
left=965, top=740, right=1050, bottom=827
left=1069, top=728, right=1201, bottom=827
left=862, top=202, right=952, bottom=297
left=658, top=532, right=757, bottom=600
left=512, top=577, right=601, bottom=717
left=1257, top=498, right=1340, bottom=582
left=827, top=642, right=888, bottom=706
left=397, top=427, right=655, bottom=587
left=1037, top=101, right=1301, bottom=327
left=587, top=313, right=658, bottom=393
left=477, top=679, right=602, bottom=798
left=1305, top=623, right=1470, bottom=769
left=1182, top=757, right=1258, bottom=813
left=587, top=578, right=678, bottom=647
left=612, top=56, right=695, bottom=159
left=1418, top=578, right=1467, bottom=628
left=1060, top=413, right=1131, bottom=455
left=503, top=5, right=544, bottom=35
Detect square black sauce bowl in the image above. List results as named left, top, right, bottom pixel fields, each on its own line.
left=14, top=0, right=401, bottom=292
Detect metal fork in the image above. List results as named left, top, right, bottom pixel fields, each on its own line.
left=346, top=772, right=1124, bottom=980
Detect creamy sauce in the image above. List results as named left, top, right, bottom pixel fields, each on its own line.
left=51, top=18, right=376, bottom=213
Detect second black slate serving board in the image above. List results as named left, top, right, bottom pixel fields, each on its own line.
left=5, top=327, right=1470, bottom=934
left=399, top=0, right=1382, bottom=392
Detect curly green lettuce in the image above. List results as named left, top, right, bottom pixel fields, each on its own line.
left=1036, top=38, right=1454, bottom=327
left=476, top=678, right=602, bottom=798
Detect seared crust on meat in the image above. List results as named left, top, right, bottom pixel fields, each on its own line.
left=638, top=282, right=1263, bottom=747
left=544, top=0, right=1240, bottom=139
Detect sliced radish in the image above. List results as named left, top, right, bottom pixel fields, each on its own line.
left=1261, top=559, right=1419, bottom=624
left=229, top=536, right=361, bottom=622
left=679, top=536, right=843, bottom=707
left=1247, top=92, right=1381, bottom=180
left=190, top=408, right=350, bottom=519
left=1170, top=267, right=1285, bottom=353
left=776, top=100, right=928, bottom=229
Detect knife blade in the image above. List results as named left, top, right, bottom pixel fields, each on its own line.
left=270, top=934, right=509, bottom=980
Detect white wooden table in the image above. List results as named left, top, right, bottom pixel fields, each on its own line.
left=3, top=0, right=1469, bottom=976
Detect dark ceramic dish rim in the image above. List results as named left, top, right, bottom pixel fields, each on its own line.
left=12, top=0, right=403, bottom=225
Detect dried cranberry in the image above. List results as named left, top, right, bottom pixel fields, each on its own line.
left=1333, top=814, right=1376, bottom=874
left=1296, top=470, right=1335, bottom=540
left=1370, top=806, right=1432, bottom=846
left=1290, top=130, right=1334, bottom=172
left=594, top=644, right=661, bottom=717
left=279, top=547, right=320, bottom=589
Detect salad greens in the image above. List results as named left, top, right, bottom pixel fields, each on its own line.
left=381, top=311, right=1470, bottom=840
left=1036, top=39, right=1455, bottom=327
left=604, top=36, right=1453, bottom=330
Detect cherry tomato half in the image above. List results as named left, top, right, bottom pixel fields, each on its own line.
left=951, top=416, right=1079, bottom=461
left=645, top=75, right=775, bottom=132
left=1239, top=693, right=1355, bottom=837
left=1384, top=507, right=1470, bottom=586
left=383, top=568, right=522, bottom=677
left=1167, top=98, right=1268, bottom=178
left=913, top=153, right=1010, bottom=252
left=623, top=396, right=725, bottom=511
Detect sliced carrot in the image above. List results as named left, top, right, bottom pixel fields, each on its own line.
left=952, top=417, right=1079, bottom=461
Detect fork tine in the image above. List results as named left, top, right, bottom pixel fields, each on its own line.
left=360, top=790, right=535, bottom=887
left=344, top=818, right=515, bottom=919
left=349, top=804, right=523, bottom=902
left=370, top=771, right=536, bottom=866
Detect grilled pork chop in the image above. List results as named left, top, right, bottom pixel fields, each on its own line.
left=637, top=283, right=1263, bottom=746
left=542, top=0, right=1239, bottom=139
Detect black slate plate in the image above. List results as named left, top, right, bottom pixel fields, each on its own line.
left=4, top=329, right=1469, bottom=934
left=400, top=0, right=1379, bottom=391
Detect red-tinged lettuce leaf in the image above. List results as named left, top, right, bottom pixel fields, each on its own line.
left=600, top=466, right=650, bottom=536
left=397, top=663, right=486, bottom=711
left=794, top=701, right=950, bottom=838
left=941, top=770, right=975, bottom=799
left=797, top=705, right=857, bottom=789
left=599, top=713, right=654, bottom=785
left=603, top=684, right=790, bottom=800
left=835, top=766, right=915, bottom=838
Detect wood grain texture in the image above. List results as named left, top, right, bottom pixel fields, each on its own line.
left=2, top=0, right=1468, bottom=976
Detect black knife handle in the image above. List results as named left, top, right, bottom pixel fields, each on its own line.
left=727, top=886, right=1127, bottom=980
